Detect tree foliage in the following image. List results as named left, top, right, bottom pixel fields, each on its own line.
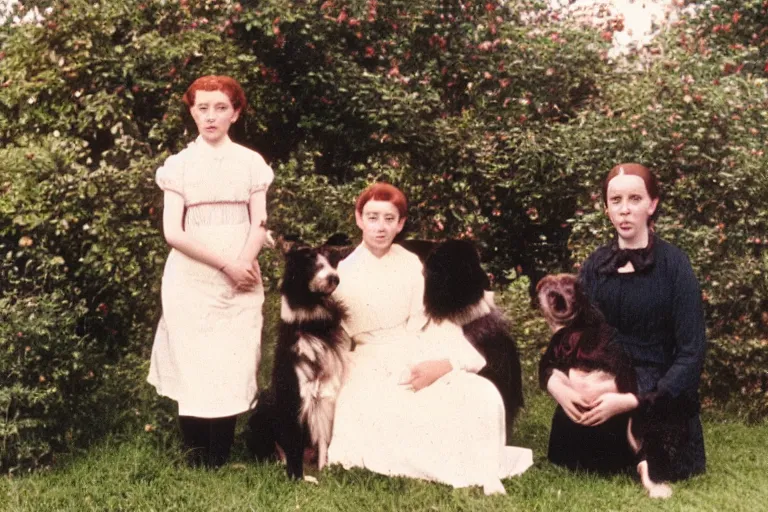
left=0, top=0, right=765, bottom=471
left=565, top=0, right=768, bottom=416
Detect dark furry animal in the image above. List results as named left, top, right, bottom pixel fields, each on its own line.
left=537, top=273, right=692, bottom=498
left=320, top=233, right=355, bottom=268
left=398, top=238, right=440, bottom=263
left=421, top=239, right=524, bottom=429
left=247, top=240, right=350, bottom=480
left=283, top=235, right=525, bottom=428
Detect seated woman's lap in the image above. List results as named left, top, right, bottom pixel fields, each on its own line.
left=548, top=370, right=631, bottom=472
left=357, top=371, right=505, bottom=484
left=348, top=369, right=504, bottom=434
left=548, top=405, right=635, bottom=473
left=330, top=368, right=505, bottom=469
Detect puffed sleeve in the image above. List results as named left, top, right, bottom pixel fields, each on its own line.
left=155, top=153, right=184, bottom=196
left=249, top=152, right=275, bottom=195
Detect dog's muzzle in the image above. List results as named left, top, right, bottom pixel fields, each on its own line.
left=310, top=271, right=340, bottom=295
left=321, top=273, right=340, bottom=295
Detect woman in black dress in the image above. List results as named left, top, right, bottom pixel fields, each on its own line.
left=543, top=163, right=706, bottom=481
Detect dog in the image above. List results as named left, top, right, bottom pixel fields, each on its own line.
left=537, top=273, right=692, bottom=499
left=279, top=235, right=525, bottom=429
left=247, top=239, right=350, bottom=480
left=420, top=239, right=524, bottom=430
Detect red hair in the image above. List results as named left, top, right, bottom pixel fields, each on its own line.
left=182, top=75, right=247, bottom=112
left=602, top=163, right=661, bottom=224
left=602, top=163, right=660, bottom=204
left=355, top=182, right=408, bottom=218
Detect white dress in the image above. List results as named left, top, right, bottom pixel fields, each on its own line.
left=147, top=137, right=274, bottom=418
left=327, top=244, right=533, bottom=493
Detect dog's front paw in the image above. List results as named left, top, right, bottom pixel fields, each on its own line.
left=303, top=475, right=319, bottom=485
left=648, top=483, right=672, bottom=499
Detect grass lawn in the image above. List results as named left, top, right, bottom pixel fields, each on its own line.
left=2, top=389, right=766, bottom=512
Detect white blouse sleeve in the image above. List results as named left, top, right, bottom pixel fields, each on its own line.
left=419, top=320, right=486, bottom=373
left=249, top=152, right=274, bottom=195
left=445, top=325, right=486, bottom=373
left=155, top=153, right=184, bottom=196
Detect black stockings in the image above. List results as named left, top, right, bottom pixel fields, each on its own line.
left=178, top=415, right=238, bottom=468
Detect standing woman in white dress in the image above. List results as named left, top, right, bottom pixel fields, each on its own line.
left=327, top=183, right=532, bottom=494
left=148, top=76, right=274, bottom=467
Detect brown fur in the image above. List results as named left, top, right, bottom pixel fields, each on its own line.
left=537, top=274, right=679, bottom=499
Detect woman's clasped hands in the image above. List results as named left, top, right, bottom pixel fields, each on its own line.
left=547, top=370, right=638, bottom=426
left=221, top=259, right=262, bottom=291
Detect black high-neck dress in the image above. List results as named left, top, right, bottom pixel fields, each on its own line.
left=543, top=235, right=707, bottom=479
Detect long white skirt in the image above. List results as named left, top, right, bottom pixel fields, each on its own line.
left=148, top=220, right=262, bottom=418
left=327, top=338, right=533, bottom=491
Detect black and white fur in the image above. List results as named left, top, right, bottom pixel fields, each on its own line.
left=247, top=241, right=350, bottom=480
left=420, top=239, right=525, bottom=430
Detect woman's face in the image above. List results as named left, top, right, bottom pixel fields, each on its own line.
left=355, top=200, right=405, bottom=257
left=190, top=90, right=240, bottom=145
left=605, top=173, right=659, bottom=249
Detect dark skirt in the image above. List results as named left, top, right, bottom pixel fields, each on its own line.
left=649, top=412, right=706, bottom=482
left=547, top=404, right=707, bottom=480
left=547, top=405, right=635, bottom=474
left=634, top=367, right=707, bottom=481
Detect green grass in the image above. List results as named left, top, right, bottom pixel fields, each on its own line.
left=4, top=295, right=765, bottom=511
left=3, top=390, right=767, bottom=512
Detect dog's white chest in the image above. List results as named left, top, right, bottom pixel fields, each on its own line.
left=294, top=335, right=345, bottom=402
left=293, top=334, right=345, bottom=444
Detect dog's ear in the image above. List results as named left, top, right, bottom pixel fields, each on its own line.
left=324, top=233, right=353, bottom=247
left=535, top=275, right=551, bottom=293
left=400, top=239, right=439, bottom=263
left=263, top=230, right=277, bottom=249
left=319, top=233, right=355, bottom=268
left=277, top=234, right=303, bottom=255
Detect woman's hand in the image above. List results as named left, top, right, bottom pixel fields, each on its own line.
left=579, top=392, right=639, bottom=427
left=403, top=360, right=453, bottom=391
left=547, top=371, right=591, bottom=423
left=221, top=259, right=259, bottom=291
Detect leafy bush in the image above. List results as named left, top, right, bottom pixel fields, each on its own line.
left=0, top=0, right=259, bottom=472
left=563, top=1, right=768, bottom=416
left=0, top=291, right=92, bottom=471
left=1, top=0, right=765, bottom=472
left=0, top=133, right=164, bottom=471
left=703, top=336, right=768, bottom=421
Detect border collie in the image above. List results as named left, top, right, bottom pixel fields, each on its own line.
left=247, top=240, right=350, bottom=480
left=537, top=273, right=692, bottom=499
left=420, top=239, right=525, bottom=430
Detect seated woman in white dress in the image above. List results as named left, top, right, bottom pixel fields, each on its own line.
left=327, top=183, right=533, bottom=495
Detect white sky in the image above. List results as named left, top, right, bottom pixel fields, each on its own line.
left=547, top=0, right=683, bottom=54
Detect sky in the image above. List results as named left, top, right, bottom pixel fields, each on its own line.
left=546, top=0, right=683, bottom=54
